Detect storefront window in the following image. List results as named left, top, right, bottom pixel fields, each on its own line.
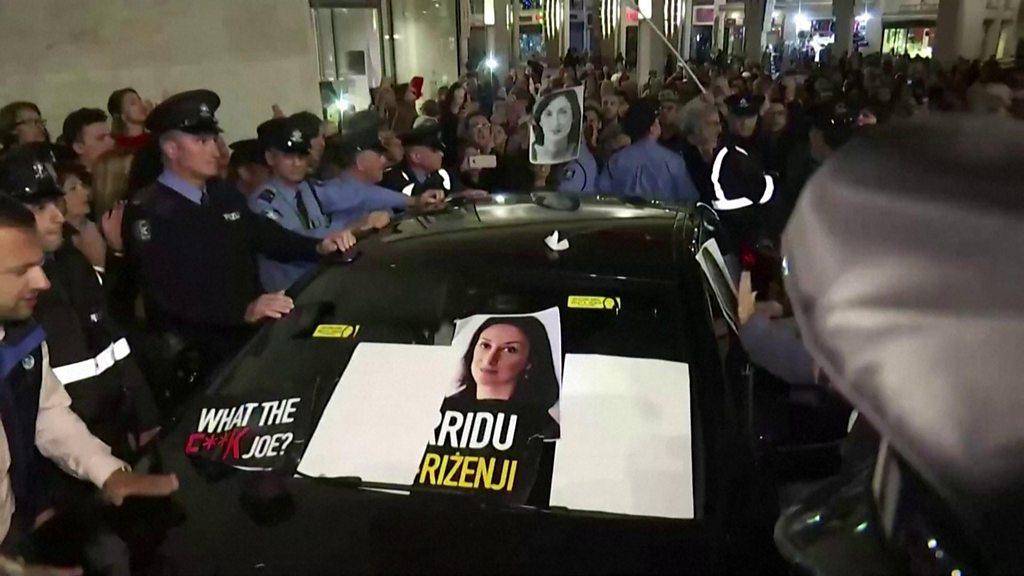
left=389, top=0, right=460, bottom=101
left=882, top=26, right=933, bottom=58
left=311, top=0, right=460, bottom=121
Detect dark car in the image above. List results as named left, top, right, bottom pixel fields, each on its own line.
left=51, top=194, right=786, bottom=574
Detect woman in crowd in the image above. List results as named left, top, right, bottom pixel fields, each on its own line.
left=91, top=148, right=134, bottom=217
left=56, top=162, right=108, bottom=269
left=0, top=101, right=50, bottom=154
left=440, top=82, right=468, bottom=160
left=107, top=87, right=151, bottom=152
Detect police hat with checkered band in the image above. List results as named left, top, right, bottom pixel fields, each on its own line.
left=258, top=117, right=311, bottom=155
left=145, top=89, right=222, bottom=136
left=0, top=143, right=63, bottom=205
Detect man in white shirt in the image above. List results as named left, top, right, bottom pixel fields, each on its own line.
left=0, top=194, right=177, bottom=567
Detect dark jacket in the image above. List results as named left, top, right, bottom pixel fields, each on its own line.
left=35, top=231, right=160, bottom=457
left=123, top=177, right=320, bottom=371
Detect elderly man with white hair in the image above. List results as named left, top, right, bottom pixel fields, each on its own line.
left=678, top=97, right=722, bottom=204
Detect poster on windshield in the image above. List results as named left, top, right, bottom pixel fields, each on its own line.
left=184, top=394, right=309, bottom=471
left=530, top=86, right=584, bottom=165
left=413, top=308, right=562, bottom=503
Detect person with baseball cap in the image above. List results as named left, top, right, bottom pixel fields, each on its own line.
left=596, top=98, right=700, bottom=204
left=122, top=90, right=358, bottom=380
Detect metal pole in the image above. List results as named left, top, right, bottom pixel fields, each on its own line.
left=623, top=0, right=706, bottom=92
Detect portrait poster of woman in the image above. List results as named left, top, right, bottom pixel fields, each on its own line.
left=414, top=308, right=562, bottom=503
left=529, top=86, right=584, bottom=165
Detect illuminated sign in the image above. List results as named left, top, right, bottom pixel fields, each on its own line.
left=693, top=6, right=716, bottom=26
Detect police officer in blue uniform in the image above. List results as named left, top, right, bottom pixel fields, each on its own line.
left=596, top=99, right=700, bottom=204
left=557, top=144, right=599, bottom=195
left=1, top=143, right=160, bottom=459
left=380, top=124, right=461, bottom=198
left=317, top=127, right=445, bottom=229
left=249, top=117, right=378, bottom=292
left=123, top=90, right=356, bottom=378
left=227, top=138, right=269, bottom=198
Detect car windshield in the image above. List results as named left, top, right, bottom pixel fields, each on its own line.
left=208, top=210, right=717, bottom=516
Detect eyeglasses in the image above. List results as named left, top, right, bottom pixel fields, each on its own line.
left=15, top=118, right=47, bottom=128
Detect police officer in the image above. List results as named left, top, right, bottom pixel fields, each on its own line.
left=289, top=111, right=327, bottom=177
left=123, top=90, right=357, bottom=378
left=249, top=117, right=383, bottom=293
left=0, top=195, right=178, bottom=556
left=708, top=94, right=777, bottom=246
left=558, top=104, right=601, bottom=195
left=227, top=138, right=268, bottom=198
left=596, top=99, right=700, bottom=204
left=317, top=126, right=445, bottom=229
left=381, top=124, right=462, bottom=197
left=766, top=100, right=860, bottom=240
left=0, top=143, right=160, bottom=459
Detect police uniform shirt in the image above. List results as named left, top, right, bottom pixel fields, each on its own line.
left=248, top=178, right=333, bottom=293
left=0, top=325, right=126, bottom=543
left=124, top=170, right=321, bottom=339
left=557, top=145, right=599, bottom=195
left=316, top=174, right=409, bottom=230
left=596, top=138, right=700, bottom=204
left=381, top=162, right=460, bottom=197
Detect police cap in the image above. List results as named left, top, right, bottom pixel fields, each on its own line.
left=724, top=94, right=764, bottom=117
left=145, top=89, right=222, bottom=136
left=327, top=128, right=388, bottom=170
left=811, top=100, right=860, bottom=149
left=228, top=138, right=264, bottom=168
left=0, top=143, right=64, bottom=205
left=620, top=98, right=660, bottom=142
left=289, top=112, right=323, bottom=142
left=400, top=124, right=445, bottom=152
left=258, top=117, right=311, bottom=155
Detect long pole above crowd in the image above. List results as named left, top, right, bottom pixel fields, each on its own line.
left=623, top=0, right=707, bottom=94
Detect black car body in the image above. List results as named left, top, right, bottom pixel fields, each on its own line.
left=80, top=195, right=785, bottom=573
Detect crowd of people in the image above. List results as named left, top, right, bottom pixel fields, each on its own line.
left=0, top=44, right=1021, bottom=571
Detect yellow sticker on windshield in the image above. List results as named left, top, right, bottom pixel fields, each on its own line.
left=313, top=324, right=361, bottom=339
left=567, top=296, right=620, bottom=311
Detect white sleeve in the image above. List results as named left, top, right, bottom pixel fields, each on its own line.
left=35, top=343, right=126, bottom=489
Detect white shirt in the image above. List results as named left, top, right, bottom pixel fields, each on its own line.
left=0, top=327, right=126, bottom=542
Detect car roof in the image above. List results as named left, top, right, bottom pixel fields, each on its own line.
left=343, top=193, right=689, bottom=284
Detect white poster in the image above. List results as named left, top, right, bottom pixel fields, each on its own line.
left=296, top=343, right=457, bottom=483
left=550, top=354, right=694, bottom=520
left=529, top=86, right=584, bottom=165
left=696, top=238, right=739, bottom=333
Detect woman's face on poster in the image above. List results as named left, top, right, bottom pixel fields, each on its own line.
left=540, top=95, right=573, bottom=143
left=471, top=324, right=531, bottom=394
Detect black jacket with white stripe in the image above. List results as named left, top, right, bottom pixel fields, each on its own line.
left=33, top=229, right=160, bottom=458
